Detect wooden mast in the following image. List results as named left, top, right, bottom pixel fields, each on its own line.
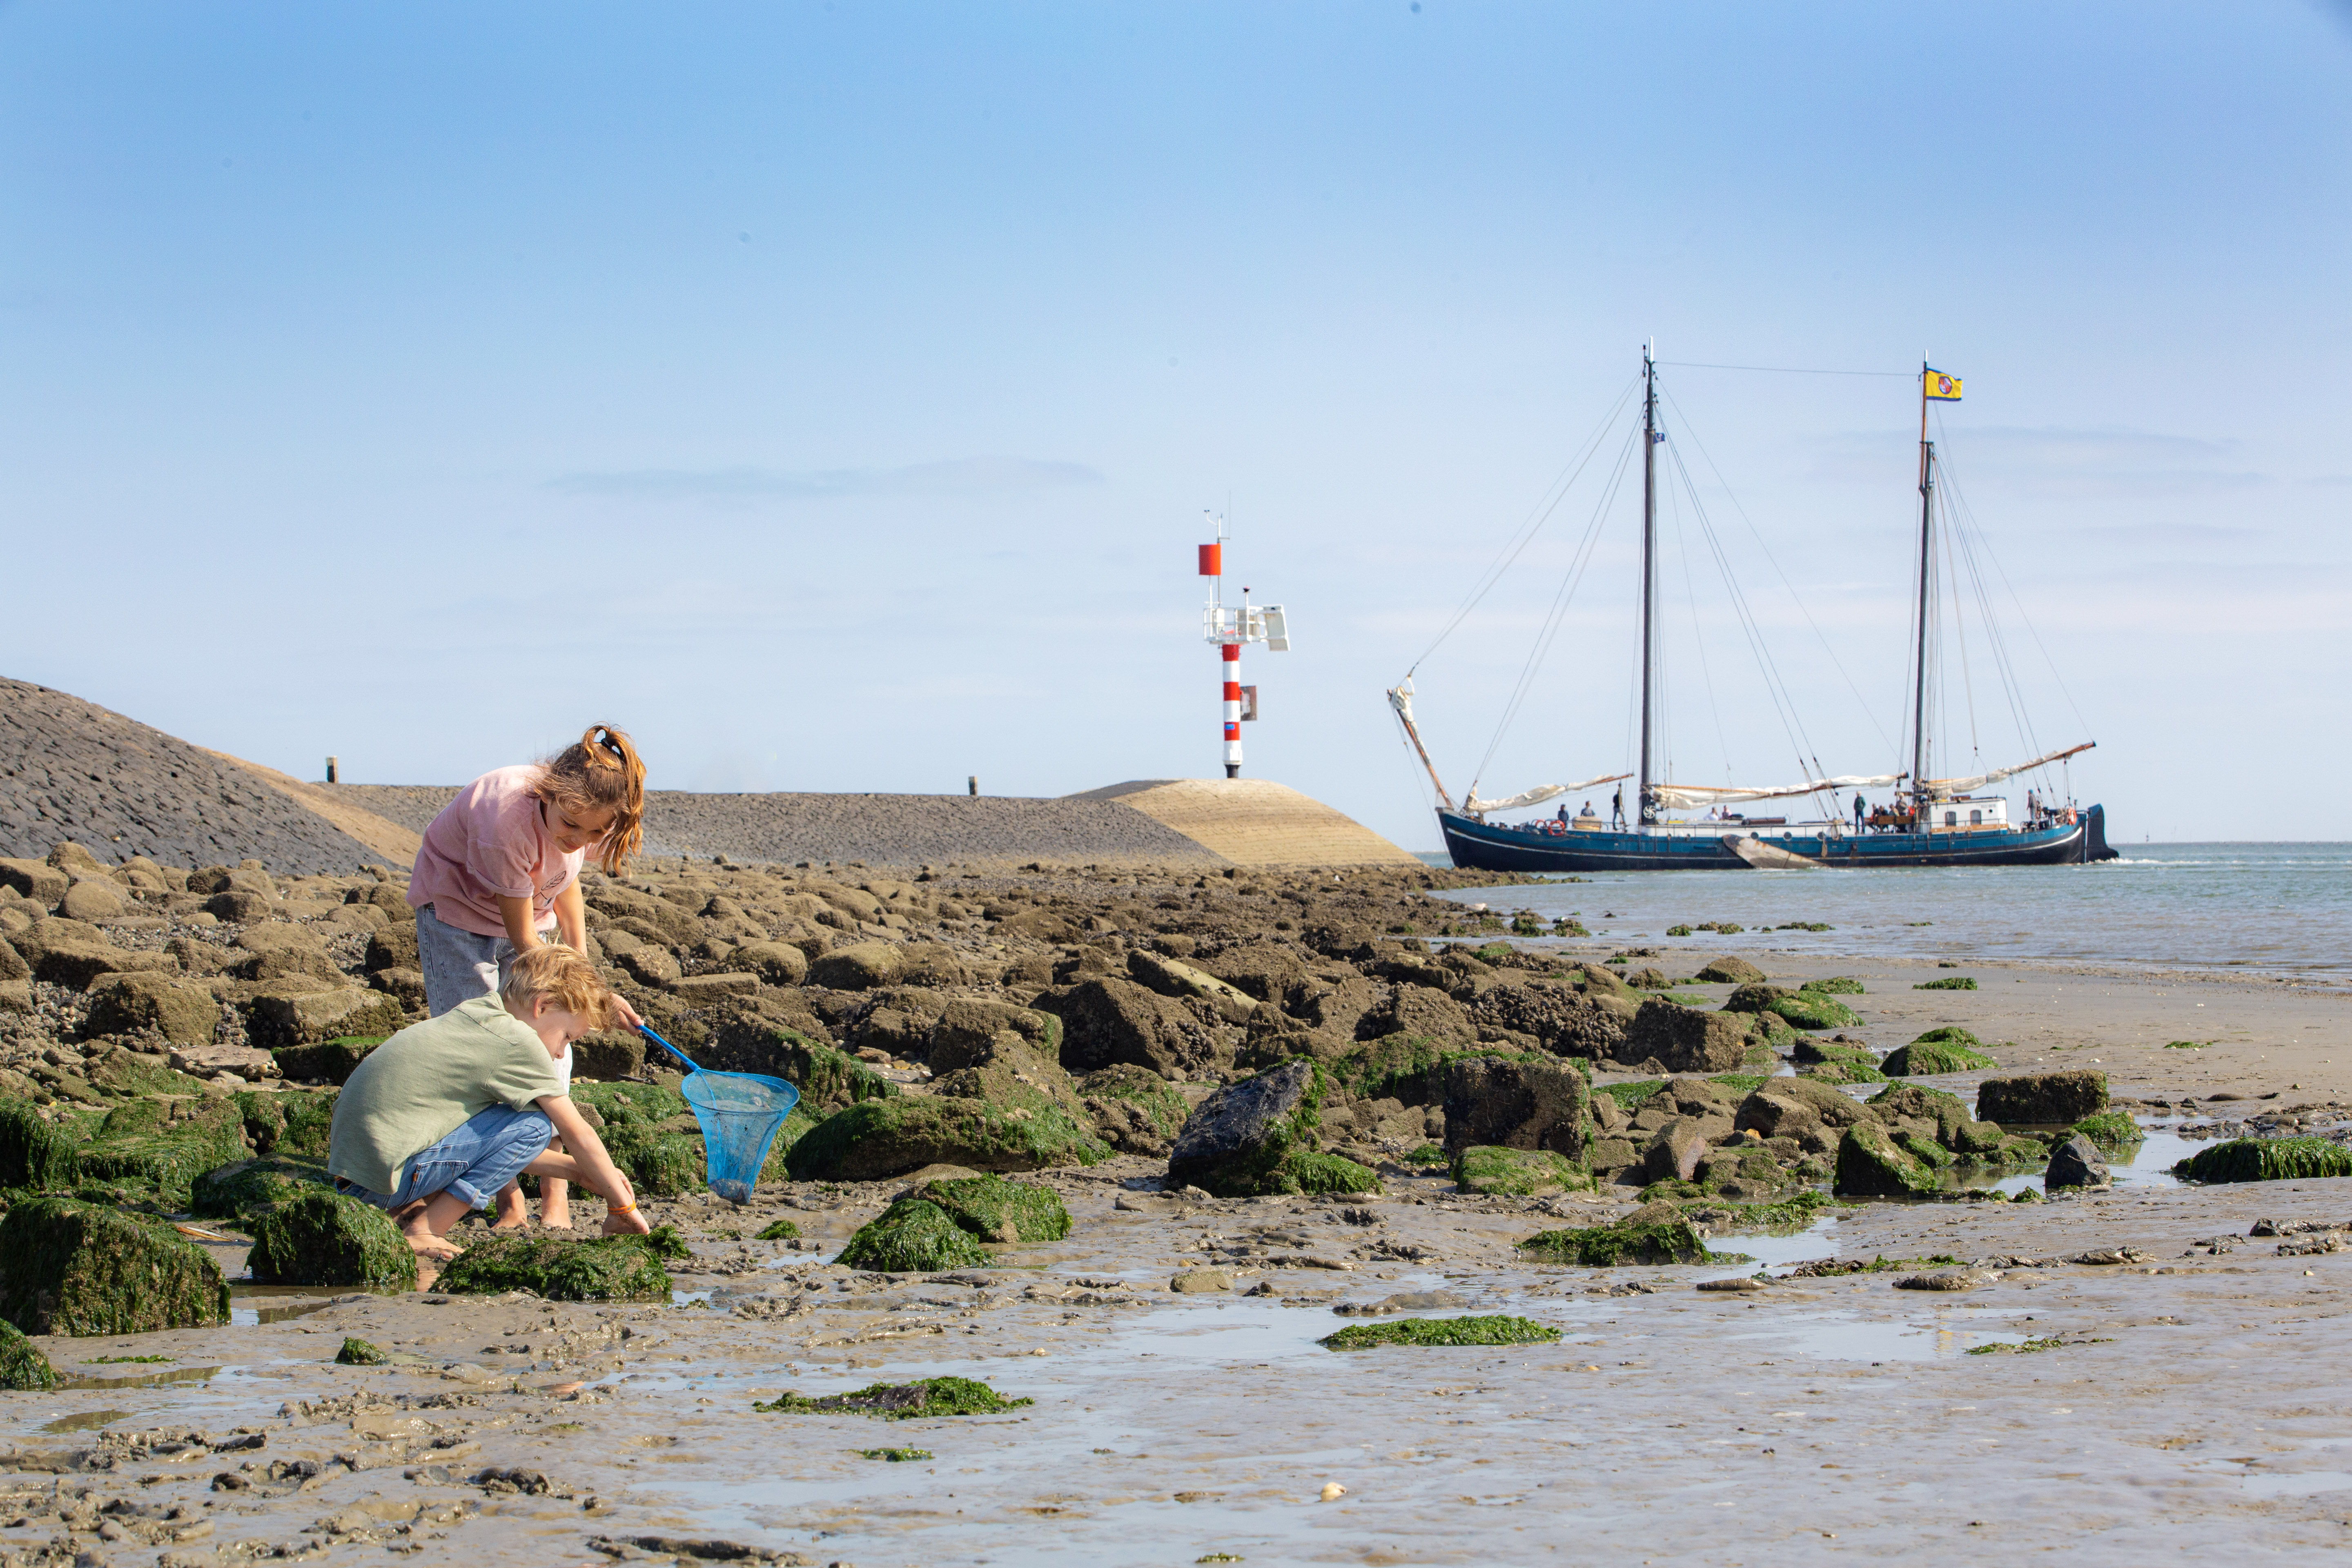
left=1638, top=343, right=1659, bottom=827
left=1911, top=361, right=1935, bottom=826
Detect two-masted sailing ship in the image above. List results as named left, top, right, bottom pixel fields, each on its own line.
left=1390, top=348, right=2116, bottom=872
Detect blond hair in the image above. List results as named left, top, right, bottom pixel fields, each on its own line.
left=530, top=722, right=646, bottom=876
left=501, top=943, right=617, bottom=1027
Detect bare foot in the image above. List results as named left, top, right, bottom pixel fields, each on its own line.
left=401, top=1231, right=462, bottom=1262
left=601, top=1208, right=652, bottom=1237
left=539, top=1205, right=573, bottom=1230
left=491, top=1183, right=528, bottom=1229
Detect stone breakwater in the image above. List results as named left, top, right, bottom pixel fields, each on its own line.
left=4, top=841, right=2352, bottom=1559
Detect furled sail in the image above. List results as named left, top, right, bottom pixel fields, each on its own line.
left=1649, top=774, right=1904, bottom=811
left=1922, top=742, right=2095, bottom=801
left=1462, top=774, right=1633, bottom=817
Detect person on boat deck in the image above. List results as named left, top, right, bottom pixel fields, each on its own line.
left=1579, top=800, right=1595, bottom=820
left=1612, top=787, right=1624, bottom=830
left=1555, top=804, right=1568, bottom=824
left=1854, top=793, right=1866, bottom=834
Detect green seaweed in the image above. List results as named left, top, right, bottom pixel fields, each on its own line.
left=1801, top=977, right=1865, bottom=996
left=247, top=1190, right=419, bottom=1291
left=2172, top=1137, right=2352, bottom=1185
left=836, top=1199, right=989, bottom=1272
left=1598, top=1081, right=1668, bottom=1114
left=753, top=1375, right=1031, bottom=1419
left=598, top=1123, right=705, bottom=1199
left=2068, top=1111, right=2145, bottom=1149
left=858, top=1446, right=934, bottom=1461
left=754, top=1218, right=802, bottom=1241
left=1682, top=1189, right=1839, bottom=1236
left=1914, top=976, right=1978, bottom=991
left=1966, top=1335, right=2111, bottom=1356
left=1516, top=1219, right=1715, bottom=1267
left=1319, top=1314, right=1562, bottom=1351
left=1402, top=1144, right=1447, bottom=1167
left=1450, top=1146, right=1590, bottom=1197
left=335, top=1337, right=388, bottom=1366
left=189, top=1157, right=333, bottom=1224
left=74, top=1099, right=250, bottom=1209
left=1769, top=993, right=1860, bottom=1031
left=0, top=1322, right=56, bottom=1390
left=908, top=1175, right=1071, bottom=1243
left=0, top=1102, right=80, bottom=1192
left=0, top=1196, right=231, bottom=1336
left=435, top=1232, right=674, bottom=1302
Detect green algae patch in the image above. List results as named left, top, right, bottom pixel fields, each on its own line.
left=755, top=1375, right=1031, bottom=1420
left=231, top=1088, right=339, bottom=1159
left=858, top=1446, right=933, bottom=1461
left=0, top=1103, right=81, bottom=1192
left=1769, top=993, right=1859, bottom=1032
left=599, top=1123, right=704, bottom=1199
left=1684, top=1189, right=1840, bottom=1236
left=1833, top=1123, right=1942, bottom=1198
left=1403, top=1144, right=1447, bottom=1167
left=1078, top=1066, right=1190, bottom=1144
left=909, top=1174, right=1071, bottom=1244
left=784, top=1096, right=1108, bottom=1183
left=1800, top=1059, right=1887, bottom=1087
left=190, top=1157, right=333, bottom=1225
left=837, top=1199, right=989, bottom=1273
left=1275, top=1150, right=1383, bottom=1196
left=75, top=1098, right=250, bottom=1210
left=1966, top=1335, right=2111, bottom=1356
left=1320, top=1314, right=1561, bottom=1351
left=1598, top=1081, right=1669, bottom=1115
left=2172, top=1137, right=2352, bottom=1185
left=1451, top=1146, right=1591, bottom=1197
left=1801, top=977, right=1865, bottom=996
left=1914, top=976, right=1979, bottom=991
left=2068, top=1111, right=2145, bottom=1149
left=335, top=1337, right=388, bottom=1367
left=0, top=1196, right=230, bottom=1337
left=436, top=1232, right=673, bottom=1302
left=0, top=1322, right=57, bottom=1391
left=2164, top=1040, right=2211, bottom=1050
left=754, top=1218, right=802, bottom=1241
left=572, top=1081, right=690, bottom=1126
left=1881, top=1031, right=1995, bottom=1076
left=248, top=1190, right=419, bottom=1291
left=1517, top=1219, right=1713, bottom=1267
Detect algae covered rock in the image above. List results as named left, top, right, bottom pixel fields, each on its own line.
left=835, top=1199, right=989, bottom=1272
left=1800, top=977, right=1865, bottom=996
left=784, top=1095, right=1107, bottom=1183
left=699, top=1025, right=896, bottom=1113
left=1165, top=1060, right=1379, bottom=1198
left=1866, top=1082, right=2005, bottom=1156
left=2067, top=1111, right=2144, bottom=1149
left=232, top=1087, right=339, bottom=1159
left=335, top=1336, right=388, bottom=1366
left=83, top=971, right=219, bottom=1046
left=190, top=1156, right=333, bottom=1223
left=1768, top=992, right=1860, bottom=1032
left=1793, top=1039, right=1885, bottom=1084
left=272, top=1034, right=384, bottom=1086
left=1452, top=1146, right=1590, bottom=1197
left=76, top=1097, right=250, bottom=1208
left=906, top=1174, right=1071, bottom=1243
left=754, top=1218, right=801, bottom=1241
left=1441, top=1056, right=1590, bottom=1162
left=753, top=1375, right=1031, bottom=1419
left=436, top=1233, right=673, bottom=1302
left=1882, top=1028, right=1996, bottom=1077
left=0, top=1101, right=80, bottom=1190
left=247, top=1189, right=420, bottom=1291
left=0, top=1321, right=57, bottom=1390
left=0, top=1195, right=232, bottom=1336
left=1320, top=1314, right=1561, bottom=1351
left=1517, top=1218, right=1712, bottom=1266
left=599, top=1123, right=704, bottom=1198
left=1078, top=1064, right=1190, bottom=1156
left=1694, top=956, right=1764, bottom=985
left=1977, top=1070, right=2107, bottom=1125
left=1832, top=1123, right=1941, bottom=1198
left=2172, top=1137, right=2352, bottom=1185
left=1617, top=999, right=1746, bottom=1074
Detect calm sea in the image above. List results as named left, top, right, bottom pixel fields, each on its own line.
left=1420, top=842, right=2352, bottom=978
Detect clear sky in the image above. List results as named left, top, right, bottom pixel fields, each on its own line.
left=4, top=2, right=2347, bottom=848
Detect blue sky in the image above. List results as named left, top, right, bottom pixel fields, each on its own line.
left=4, top=2, right=2347, bottom=847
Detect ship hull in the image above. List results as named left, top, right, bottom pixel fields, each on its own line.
left=1439, top=804, right=2116, bottom=873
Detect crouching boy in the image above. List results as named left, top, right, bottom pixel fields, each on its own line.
left=327, top=944, right=651, bottom=1261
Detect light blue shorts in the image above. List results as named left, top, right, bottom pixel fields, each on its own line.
left=416, top=902, right=536, bottom=1019
left=339, top=1104, right=554, bottom=1212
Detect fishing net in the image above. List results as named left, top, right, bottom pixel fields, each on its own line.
left=681, top=1069, right=800, bottom=1206
left=639, top=1027, right=800, bottom=1206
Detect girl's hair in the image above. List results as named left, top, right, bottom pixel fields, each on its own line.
left=501, top=942, right=617, bottom=1027
left=530, top=723, right=646, bottom=875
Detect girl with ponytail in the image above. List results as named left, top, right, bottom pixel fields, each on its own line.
left=406, top=724, right=649, bottom=1228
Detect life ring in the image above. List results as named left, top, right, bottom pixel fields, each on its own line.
left=1546, top=820, right=1566, bottom=836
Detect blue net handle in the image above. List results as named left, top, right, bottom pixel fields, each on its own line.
left=638, top=1025, right=705, bottom=1076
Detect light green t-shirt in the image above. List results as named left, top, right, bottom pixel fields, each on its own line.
left=327, top=993, right=566, bottom=1194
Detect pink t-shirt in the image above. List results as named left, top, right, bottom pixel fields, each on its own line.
left=406, top=766, right=585, bottom=940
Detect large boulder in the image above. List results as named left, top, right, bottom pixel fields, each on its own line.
left=247, top=1190, right=419, bottom=1290
left=0, top=1196, right=232, bottom=1336
left=1636, top=1120, right=1711, bottom=1184
left=1976, top=1070, right=2107, bottom=1126
left=1832, top=1123, right=1942, bottom=1197
left=1165, top=1061, right=1379, bottom=1198
left=927, top=999, right=1061, bottom=1072
left=1292, top=977, right=1385, bottom=1040
left=246, top=986, right=404, bottom=1051
left=1733, top=1077, right=1880, bottom=1139
left=1356, top=985, right=1477, bottom=1047
left=1440, top=1056, right=1590, bottom=1160
left=930, top=1034, right=1085, bottom=1118
left=587, top=886, right=703, bottom=946
left=1452, top=1146, right=1590, bottom=1197
left=784, top=1096, right=1107, bottom=1183
left=702, top=1015, right=896, bottom=1111
left=727, top=940, right=809, bottom=988
left=0, top=1101, right=79, bottom=1190
left=1468, top=981, right=1628, bottom=1059
left=58, top=879, right=125, bottom=922
left=272, top=1034, right=384, bottom=1086
left=1127, top=950, right=1256, bottom=1023
left=1077, top=1065, right=1191, bottom=1156
left=75, top=1097, right=252, bottom=1207
left=1035, top=976, right=1227, bottom=1080
left=1769, top=992, right=1860, bottom=1031
left=807, top=942, right=905, bottom=992
left=363, top=924, right=420, bottom=973
left=903, top=1173, right=1072, bottom=1244
left=1695, top=956, right=1765, bottom=984
left=2044, top=1133, right=2110, bottom=1190
left=0, top=860, right=69, bottom=906
left=1616, top=999, right=1746, bottom=1074
left=1882, top=1027, right=1995, bottom=1076
left=1866, top=1082, right=2006, bottom=1155
left=84, top=971, right=220, bottom=1046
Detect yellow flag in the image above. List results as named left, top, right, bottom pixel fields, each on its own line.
left=1924, top=368, right=1962, bottom=401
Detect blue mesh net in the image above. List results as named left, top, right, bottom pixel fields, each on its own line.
left=639, top=1027, right=800, bottom=1206
left=681, top=1069, right=800, bottom=1206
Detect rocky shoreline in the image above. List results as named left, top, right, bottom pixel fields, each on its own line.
left=0, top=841, right=2350, bottom=1561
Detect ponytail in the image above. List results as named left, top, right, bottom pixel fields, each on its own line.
left=531, top=723, right=646, bottom=875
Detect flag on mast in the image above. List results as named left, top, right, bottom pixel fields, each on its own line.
left=1924, top=368, right=1963, bottom=401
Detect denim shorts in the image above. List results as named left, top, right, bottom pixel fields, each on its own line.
left=415, top=903, right=533, bottom=1019
left=339, top=1104, right=554, bottom=1212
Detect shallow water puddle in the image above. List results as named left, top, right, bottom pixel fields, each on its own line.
left=1729, top=1308, right=2026, bottom=1361
left=55, top=1364, right=223, bottom=1392
left=1987, top=1123, right=2196, bottom=1196
left=2232, top=1468, right=2352, bottom=1499
left=39, top=1408, right=134, bottom=1433
left=1701, top=1214, right=1841, bottom=1278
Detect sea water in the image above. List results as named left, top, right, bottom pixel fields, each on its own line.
left=1420, top=842, right=2352, bottom=978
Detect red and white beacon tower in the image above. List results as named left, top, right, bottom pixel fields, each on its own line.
left=1198, top=512, right=1290, bottom=779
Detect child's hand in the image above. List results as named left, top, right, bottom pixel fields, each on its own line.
left=608, top=994, right=645, bottom=1030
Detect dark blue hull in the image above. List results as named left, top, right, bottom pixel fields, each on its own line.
left=1439, top=804, right=2116, bottom=872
